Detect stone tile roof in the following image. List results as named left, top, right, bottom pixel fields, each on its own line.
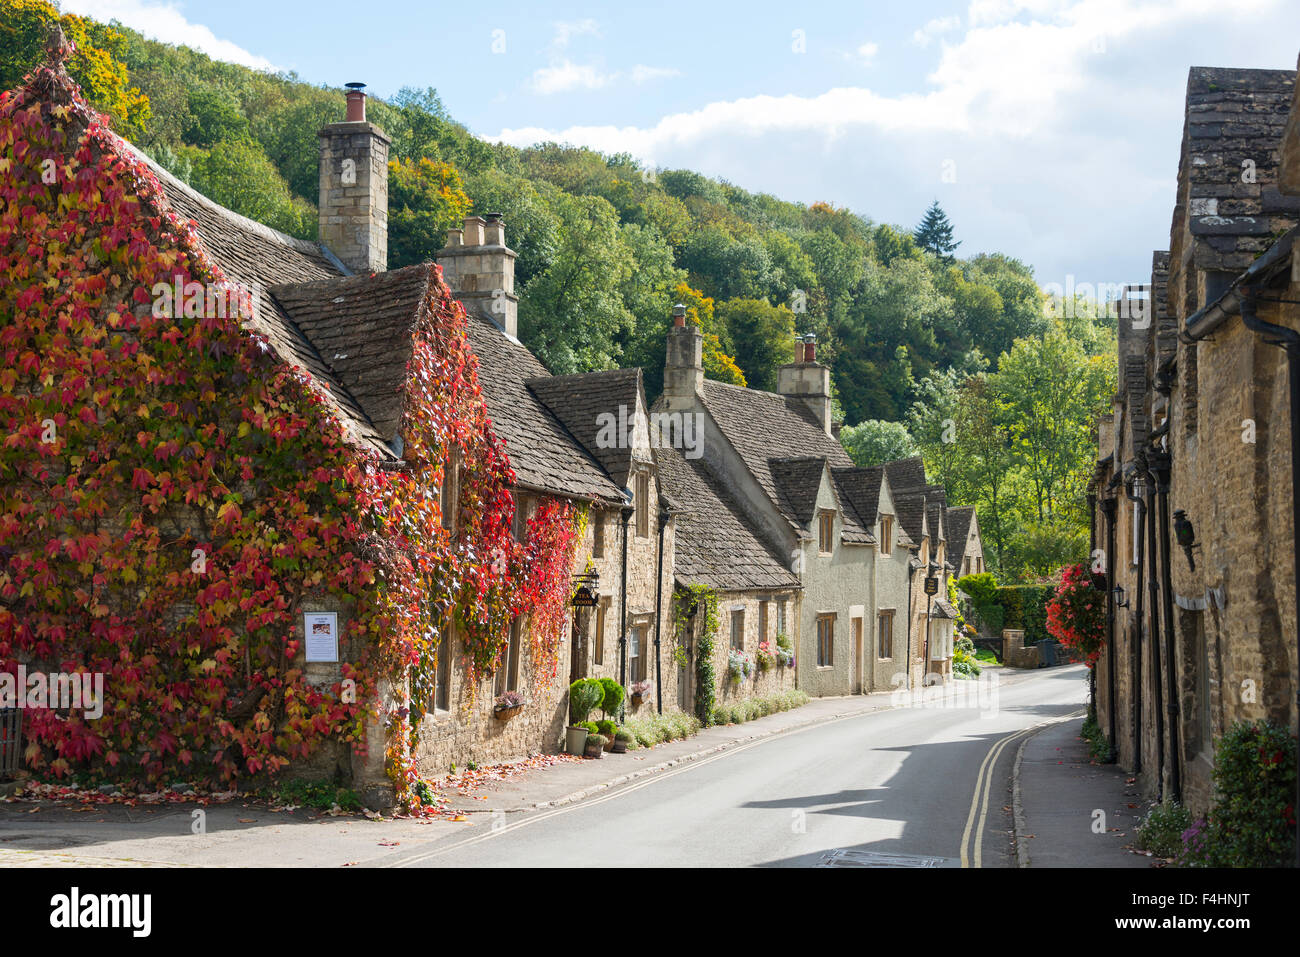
left=770, top=456, right=828, bottom=526
left=270, top=265, right=432, bottom=440
left=884, top=456, right=928, bottom=493
left=655, top=445, right=799, bottom=592
left=893, top=490, right=929, bottom=545
left=1151, top=251, right=1175, bottom=370
left=931, top=598, right=958, bottom=621
left=1175, top=66, right=1299, bottom=274
left=121, top=140, right=396, bottom=458
left=465, top=315, right=625, bottom=504
left=526, top=369, right=643, bottom=489
left=698, top=379, right=854, bottom=529
left=829, top=467, right=888, bottom=546
left=946, top=506, right=976, bottom=558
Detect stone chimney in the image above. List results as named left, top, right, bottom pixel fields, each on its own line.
left=437, top=213, right=518, bottom=337
left=318, top=82, right=390, bottom=274
left=777, top=333, right=832, bottom=435
left=662, top=303, right=703, bottom=411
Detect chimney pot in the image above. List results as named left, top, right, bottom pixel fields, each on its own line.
left=483, top=212, right=505, bottom=246
left=672, top=303, right=687, bottom=328
left=344, top=82, right=367, bottom=123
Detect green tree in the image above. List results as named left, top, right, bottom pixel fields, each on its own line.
left=839, top=419, right=918, bottom=467
left=913, top=200, right=960, bottom=261
left=182, top=137, right=315, bottom=238
left=0, top=0, right=150, bottom=138
left=387, top=156, right=472, bottom=268
left=517, top=192, right=634, bottom=373
left=992, top=325, right=1115, bottom=527
left=716, top=298, right=797, bottom=393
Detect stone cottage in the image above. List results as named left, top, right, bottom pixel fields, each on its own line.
left=0, top=51, right=671, bottom=802
left=885, top=459, right=959, bottom=684
left=947, top=506, right=985, bottom=579
left=1091, top=62, right=1300, bottom=816
left=654, top=321, right=918, bottom=696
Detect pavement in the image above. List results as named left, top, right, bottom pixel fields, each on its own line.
left=1012, top=714, right=1152, bottom=867
left=0, top=664, right=1099, bottom=868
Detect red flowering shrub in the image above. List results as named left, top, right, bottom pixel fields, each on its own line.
left=1045, top=563, right=1105, bottom=664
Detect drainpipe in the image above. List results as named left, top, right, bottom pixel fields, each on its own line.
left=1124, top=466, right=1146, bottom=775
left=1088, top=491, right=1099, bottom=717
left=1145, top=473, right=1165, bottom=801
left=653, top=504, right=668, bottom=714
left=1102, top=496, right=1119, bottom=750
left=619, top=503, right=634, bottom=689
left=1150, top=446, right=1182, bottom=804
left=1237, top=288, right=1300, bottom=865
left=905, top=560, right=917, bottom=692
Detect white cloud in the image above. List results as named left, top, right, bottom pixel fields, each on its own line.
left=529, top=60, right=610, bottom=95
left=912, top=15, right=962, bottom=47
left=528, top=60, right=679, bottom=95
left=856, top=41, right=880, bottom=63
left=59, top=0, right=277, bottom=70
left=492, top=0, right=1289, bottom=284
left=552, top=18, right=601, bottom=48
left=630, top=65, right=681, bottom=85
left=502, top=0, right=1278, bottom=142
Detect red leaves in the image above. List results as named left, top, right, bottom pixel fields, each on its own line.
left=1, top=84, right=576, bottom=809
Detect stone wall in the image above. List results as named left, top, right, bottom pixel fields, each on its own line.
left=412, top=476, right=677, bottom=777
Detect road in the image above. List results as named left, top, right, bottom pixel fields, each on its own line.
left=376, top=664, right=1088, bottom=868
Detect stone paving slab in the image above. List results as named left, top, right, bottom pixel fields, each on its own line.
left=1013, top=716, right=1151, bottom=867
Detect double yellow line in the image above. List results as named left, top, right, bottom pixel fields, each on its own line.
left=959, top=711, right=1084, bottom=868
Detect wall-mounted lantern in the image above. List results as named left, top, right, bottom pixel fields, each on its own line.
left=1173, top=509, right=1199, bottom=572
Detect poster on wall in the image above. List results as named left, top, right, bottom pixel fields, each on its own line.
left=304, top=612, right=339, bottom=663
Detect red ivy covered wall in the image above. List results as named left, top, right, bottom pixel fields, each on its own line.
left=0, top=63, right=580, bottom=809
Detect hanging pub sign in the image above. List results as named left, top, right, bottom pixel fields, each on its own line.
left=923, top=577, right=939, bottom=597
left=571, top=570, right=599, bottom=608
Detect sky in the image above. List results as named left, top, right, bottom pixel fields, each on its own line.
left=62, top=0, right=1300, bottom=289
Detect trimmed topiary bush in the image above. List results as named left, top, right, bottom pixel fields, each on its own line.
left=569, top=678, right=604, bottom=724
left=598, top=677, right=625, bottom=718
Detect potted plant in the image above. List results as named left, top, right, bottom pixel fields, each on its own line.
left=583, top=733, right=607, bottom=758
left=595, top=719, right=618, bottom=751
left=612, top=730, right=634, bottom=754
left=775, top=632, right=795, bottom=668
left=493, top=691, right=525, bottom=721
left=566, top=678, right=603, bottom=755
left=756, top=641, right=775, bottom=672
left=598, top=677, right=625, bottom=721
left=629, top=679, right=651, bottom=706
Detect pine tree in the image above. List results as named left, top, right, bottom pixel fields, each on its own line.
left=913, top=200, right=960, bottom=261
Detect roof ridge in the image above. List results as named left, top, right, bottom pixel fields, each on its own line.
left=117, top=137, right=336, bottom=267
